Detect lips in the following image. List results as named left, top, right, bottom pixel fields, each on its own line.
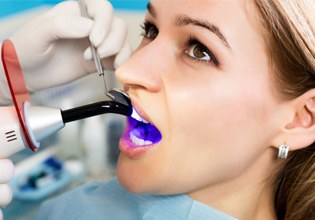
left=127, top=102, right=162, bottom=144
left=118, top=100, right=162, bottom=159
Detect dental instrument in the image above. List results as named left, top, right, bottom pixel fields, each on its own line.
left=78, top=0, right=131, bottom=106
left=0, top=39, right=132, bottom=158
left=78, top=0, right=111, bottom=98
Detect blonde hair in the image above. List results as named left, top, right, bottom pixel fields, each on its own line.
left=254, top=0, right=315, bottom=219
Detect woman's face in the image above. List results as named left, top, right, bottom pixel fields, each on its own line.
left=116, top=0, right=282, bottom=196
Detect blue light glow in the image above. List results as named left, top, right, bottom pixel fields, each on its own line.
left=128, top=117, right=162, bottom=144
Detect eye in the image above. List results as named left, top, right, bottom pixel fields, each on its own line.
left=140, top=21, right=159, bottom=40
left=187, top=44, right=211, bottom=61
left=185, top=37, right=219, bottom=66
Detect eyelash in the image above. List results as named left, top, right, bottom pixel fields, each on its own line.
left=140, top=21, right=158, bottom=39
left=140, top=21, right=219, bottom=67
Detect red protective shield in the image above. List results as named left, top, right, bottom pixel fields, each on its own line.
left=1, top=39, right=37, bottom=151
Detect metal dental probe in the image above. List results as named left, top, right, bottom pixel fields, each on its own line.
left=78, top=0, right=132, bottom=110
left=78, top=0, right=114, bottom=100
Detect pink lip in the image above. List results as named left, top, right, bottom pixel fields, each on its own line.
left=119, top=129, right=158, bottom=159
left=118, top=97, right=160, bottom=159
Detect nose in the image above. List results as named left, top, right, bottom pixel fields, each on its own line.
left=115, top=42, right=164, bottom=93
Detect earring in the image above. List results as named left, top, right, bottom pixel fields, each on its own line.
left=278, top=144, right=289, bottom=159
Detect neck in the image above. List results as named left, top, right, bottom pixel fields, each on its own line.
left=188, top=148, right=279, bottom=220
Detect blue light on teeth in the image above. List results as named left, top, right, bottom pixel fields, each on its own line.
left=130, top=108, right=149, bottom=123
left=127, top=116, right=162, bottom=144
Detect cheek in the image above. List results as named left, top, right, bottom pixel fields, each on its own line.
left=171, top=79, right=266, bottom=137
left=167, top=76, right=273, bottom=179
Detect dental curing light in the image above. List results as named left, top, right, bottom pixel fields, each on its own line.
left=0, top=40, right=132, bottom=158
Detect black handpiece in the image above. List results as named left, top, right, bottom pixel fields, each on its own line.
left=61, top=89, right=132, bottom=124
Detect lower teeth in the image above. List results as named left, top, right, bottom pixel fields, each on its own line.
left=130, top=132, right=153, bottom=146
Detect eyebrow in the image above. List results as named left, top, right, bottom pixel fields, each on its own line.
left=146, top=2, right=232, bottom=50
left=147, top=2, right=156, bottom=18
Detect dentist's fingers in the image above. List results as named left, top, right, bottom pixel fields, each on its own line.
left=11, top=1, right=94, bottom=59
left=35, top=1, right=96, bottom=42
left=46, top=1, right=81, bottom=17
left=0, top=160, right=14, bottom=183
left=85, top=0, right=113, bottom=46
left=44, top=16, right=93, bottom=41
left=0, top=184, right=12, bottom=207
left=0, top=209, right=3, bottom=220
left=97, top=17, right=128, bottom=58
left=84, top=17, right=127, bottom=59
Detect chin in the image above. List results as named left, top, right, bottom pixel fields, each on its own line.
left=116, top=167, right=152, bottom=194
left=116, top=155, right=167, bottom=195
left=117, top=174, right=146, bottom=194
left=116, top=156, right=149, bottom=194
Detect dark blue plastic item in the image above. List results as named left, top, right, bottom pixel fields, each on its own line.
left=10, top=156, right=72, bottom=201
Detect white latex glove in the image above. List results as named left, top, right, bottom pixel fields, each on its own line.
left=0, top=0, right=130, bottom=213
left=0, top=0, right=131, bottom=104
left=0, top=159, right=14, bottom=220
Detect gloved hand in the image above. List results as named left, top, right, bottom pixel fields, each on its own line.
left=0, top=0, right=131, bottom=104
left=0, top=0, right=131, bottom=215
left=0, top=159, right=14, bottom=220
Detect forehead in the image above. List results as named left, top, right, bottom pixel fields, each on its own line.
left=148, top=0, right=254, bottom=20
left=148, top=0, right=264, bottom=53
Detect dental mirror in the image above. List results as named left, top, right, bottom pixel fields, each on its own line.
left=106, top=89, right=131, bottom=107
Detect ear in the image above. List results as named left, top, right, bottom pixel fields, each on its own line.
left=282, top=89, right=315, bottom=151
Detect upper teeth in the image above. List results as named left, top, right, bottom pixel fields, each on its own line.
left=131, top=108, right=149, bottom=124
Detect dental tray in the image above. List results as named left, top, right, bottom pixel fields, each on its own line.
left=10, top=156, right=72, bottom=201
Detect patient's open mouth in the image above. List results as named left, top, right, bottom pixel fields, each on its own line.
left=128, top=108, right=162, bottom=147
